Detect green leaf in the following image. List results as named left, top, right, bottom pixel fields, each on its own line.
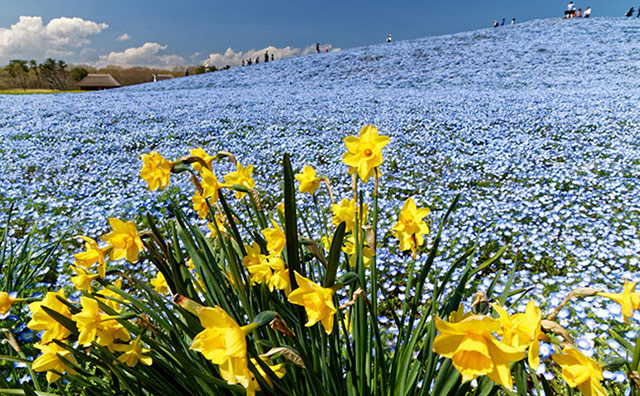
left=324, top=222, right=346, bottom=287
left=283, top=153, right=301, bottom=285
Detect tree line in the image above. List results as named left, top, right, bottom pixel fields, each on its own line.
left=1, top=58, right=221, bottom=91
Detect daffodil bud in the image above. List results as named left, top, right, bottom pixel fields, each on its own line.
left=601, top=356, right=627, bottom=371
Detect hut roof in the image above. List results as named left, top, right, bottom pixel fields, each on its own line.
left=77, top=74, right=121, bottom=88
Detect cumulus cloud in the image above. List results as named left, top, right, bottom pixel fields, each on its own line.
left=116, top=33, right=131, bottom=42
left=0, top=16, right=107, bottom=59
left=203, top=43, right=340, bottom=68
left=96, top=42, right=186, bottom=68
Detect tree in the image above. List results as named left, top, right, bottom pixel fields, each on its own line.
left=70, top=67, right=88, bottom=82
left=39, top=58, right=69, bottom=90
left=6, top=60, right=29, bottom=89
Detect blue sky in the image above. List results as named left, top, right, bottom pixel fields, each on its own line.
left=0, top=0, right=632, bottom=68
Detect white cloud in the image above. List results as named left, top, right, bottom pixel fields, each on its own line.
left=0, top=16, right=107, bottom=59
left=96, top=42, right=186, bottom=68
left=116, top=33, right=131, bottom=42
left=203, top=43, right=340, bottom=68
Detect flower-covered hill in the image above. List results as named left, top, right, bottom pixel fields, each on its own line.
left=2, top=17, right=640, bottom=308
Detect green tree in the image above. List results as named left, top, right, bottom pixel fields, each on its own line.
left=6, top=60, right=29, bottom=89
left=70, top=67, right=88, bottom=82
left=39, top=58, right=68, bottom=90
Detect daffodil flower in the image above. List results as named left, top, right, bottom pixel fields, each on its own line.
left=262, top=220, right=286, bottom=255
left=295, top=165, right=321, bottom=194
left=28, top=291, right=72, bottom=343
left=32, top=342, right=77, bottom=383
left=114, top=336, right=153, bottom=367
left=288, top=271, right=337, bottom=334
left=150, top=271, right=169, bottom=294
left=101, top=218, right=144, bottom=263
left=70, top=265, right=99, bottom=291
left=332, top=198, right=367, bottom=232
left=433, top=315, right=526, bottom=390
left=72, top=297, right=104, bottom=346
left=552, top=346, right=606, bottom=396
left=493, top=300, right=545, bottom=369
left=189, top=146, right=215, bottom=172
left=140, top=151, right=172, bottom=191
left=391, top=197, right=430, bottom=253
left=224, top=161, right=256, bottom=199
left=342, top=124, right=389, bottom=182
left=74, top=235, right=107, bottom=277
left=598, top=280, right=640, bottom=324
left=192, top=191, right=209, bottom=219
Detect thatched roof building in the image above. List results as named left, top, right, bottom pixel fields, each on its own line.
left=77, top=74, right=121, bottom=90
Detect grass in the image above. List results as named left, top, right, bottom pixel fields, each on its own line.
left=0, top=88, right=84, bottom=95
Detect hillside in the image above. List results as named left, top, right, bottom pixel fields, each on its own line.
left=1, top=17, right=640, bottom=305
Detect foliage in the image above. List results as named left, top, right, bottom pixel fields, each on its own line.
left=2, top=128, right=639, bottom=395
left=69, top=67, right=88, bottom=82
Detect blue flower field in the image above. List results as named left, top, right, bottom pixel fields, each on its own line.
left=2, top=17, right=640, bottom=376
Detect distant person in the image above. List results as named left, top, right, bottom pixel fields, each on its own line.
left=271, top=53, right=274, bottom=61
left=493, top=20, right=499, bottom=27
left=316, top=43, right=320, bottom=53
left=511, top=18, right=516, bottom=24
left=242, top=59, right=245, bottom=66
left=565, top=1, right=576, bottom=18
left=153, top=74, right=157, bottom=82
left=265, top=51, right=269, bottom=62
left=501, top=18, right=505, bottom=26
left=185, top=68, right=189, bottom=76
left=626, top=7, right=635, bottom=16
left=637, top=7, right=640, bottom=17
left=386, top=34, right=392, bottom=43
left=325, top=47, right=329, bottom=52
left=584, top=6, right=591, bottom=17
left=576, top=8, right=582, bottom=17
left=248, top=58, right=252, bottom=65
left=255, top=56, right=259, bottom=64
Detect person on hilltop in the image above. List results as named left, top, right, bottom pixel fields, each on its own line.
left=264, top=51, right=269, bottom=62
left=625, top=7, right=635, bottom=17
left=315, top=43, right=320, bottom=53
left=565, top=1, right=576, bottom=18
left=584, top=6, right=591, bottom=17
left=271, top=53, right=274, bottom=61
left=255, top=56, right=260, bottom=64
left=511, top=18, right=516, bottom=24
left=501, top=18, right=505, bottom=26
left=386, top=34, right=392, bottom=43
left=576, top=8, right=582, bottom=17
left=493, top=20, right=499, bottom=27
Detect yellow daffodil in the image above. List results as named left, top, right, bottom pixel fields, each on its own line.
left=551, top=347, right=606, bottom=396
left=192, top=191, right=209, bottom=219
left=243, top=242, right=272, bottom=285
left=114, top=336, right=153, bottom=367
left=151, top=271, right=169, bottom=294
left=448, top=303, right=471, bottom=323
left=391, top=198, right=430, bottom=253
left=433, top=315, right=526, bottom=390
left=266, top=256, right=291, bottom=294
left=32, top=342, right=76, bottom=384
left=598, top=280, right=640, bottom=324
left=493, top=300, right=545, bottom=369
left=101, top=218, right=144, bottom=263
left=249, top=357, right=287, bottom=390
left=72, top=297, right=104, bottom=346
left=342, top=235, right=372, bottom=267
left=140, top=151, right=172, bottom=191
left=207, top=213, right=228, bottom=238
left=97, top=279, right=123, bottom=313
left=295, top=165, right=321, bottom=194
left=28, top=290, right=72, bottom=343
left=190, top=306, right=254, bottom=391
left=262, top=220, right=286, bottom=255
left=74, top=235, right=107, bottom=276
left=276, top=202, right=285, bottom=215
left=0, top=292, right=16, bottom=315
left=70, top=265, right=99, bottom=291
left=201, top=167, right=226, bottom=203
left=224, top=161, right=256, bottom=199
left=332, top=198, right=368, bottom=232
left=288, top=271, right=337, bottom=334
left=190, top=147, right=215, bottom=172
left=342, top=124, right=390, bottom=182
left=96, top=319, right=131, bottom=352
